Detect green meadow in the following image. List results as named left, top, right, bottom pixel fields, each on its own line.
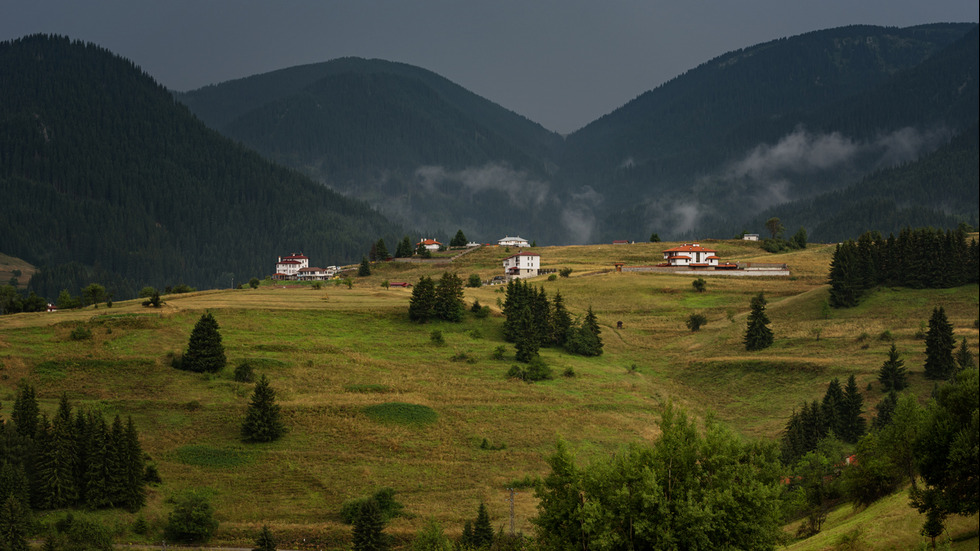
left=0, top=240, right=976, bottom=547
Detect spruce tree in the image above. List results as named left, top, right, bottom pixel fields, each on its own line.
left=408, top=276, right=436, bottom=323
left=821, top=379, right=845, bottom=439
left=122, top=416, right=147, bottom=512
left=11, top=384, right=38, bottom=439
left=878, top=343, right=908, bottom=392
left=352, top=498, right=390, bottom=551
left=83, top=415, right=110, bottom=509
left=871, top=391, right=899, bottom=431
left=472, top=502, right=494, bottom=548
left=565, top=307, right=603, bottom=357
left=241, top=375, right=285, bottom=443
left=923, top=306, right=956, bottom=380
left=434, top=272, right=465, bottom=322
left=840, top=375, right=866, bottom=444
left=514, top=306, right=540, bottom=363
left=358, top=257, right=372, bottom=277
left=450, top=229, right=467, bottom=248
left=743, top=292, right=773, bottom=351
left=375, top=239, right=389, bottom=261
left=828, top=241, right=861, bottom=308
left=106, top=415, right=129, bottom=507
left=549, top=291, right=572, bottom=346
left=253, top=525, right=277, bottom=551
left=183, top=312, right=226, bottom=373
left=37, top=395, right=78, bottom=509
left=0, top=463, right=29, bottom=514
left=0, top=496, right=29, bottom=551
left=955, top=337, right=975, bottom=371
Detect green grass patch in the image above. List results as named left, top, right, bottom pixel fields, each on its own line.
left=362, top=402, right=438, bottom=426
left=174, top=445, right=253, bottom=468
left=242, top=357, right=290, bottom=369
left=344, top=383, right=392, bottom=393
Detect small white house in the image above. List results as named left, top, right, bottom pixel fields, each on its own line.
left=743, top=234, right=760, bottom=241
left=503, top=251, right=540, bottom=279
left=661, top=244, right=720, bottom=267
left=297, top=267, right=333, bottom=281
left=498, top=236, right=530, bottom=247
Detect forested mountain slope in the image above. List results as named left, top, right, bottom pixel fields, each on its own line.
left=178, top=24, right=977, bottom=245
left=178, top=58, right=565, bottom=243
left=752, top=121, right=980, bottom=242
left=560, top=23, right=978, bottom=241
left=0, top=35, right=403, bottom=300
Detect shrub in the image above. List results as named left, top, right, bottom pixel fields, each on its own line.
left=491, top=345, right=506, bottom=360
left=548, top=274, right=557, bottom=281
left=164, top=492, right=218, bottom=543
left=562, top=366, right=576, bottom=378
left=507, top=357, right=553, bottom=382
left=69, top=325, right=92, bottom=340
left=450, top=350, right=476, bottom=364
left=559, top=268, right=572, bottom=278
left=430, top=330, right=444, bottom=346
left=474, top=306, right=490, bottom=319
left=233, top=360, right=255, bottom=383
left=467, top=274, right=482, bottom=288
left=340, top=487, right=404, bottom=524
left=691, top=278, right=706, bottom=293
left=686, top=313, right=707, bottom=332
left=249, top=277, right=260, bottom=289
left=878, top=330, right=893, bottom=341
left=471, top=300, right=483, bottom=313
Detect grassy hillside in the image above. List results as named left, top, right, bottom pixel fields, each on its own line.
left=0, top=241, right=976, bottom=547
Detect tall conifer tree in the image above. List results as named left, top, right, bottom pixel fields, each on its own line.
left=924, top=306, right=956, bottom=380
left=878, top=344, right=908, bottom=391
left=11, top=385, right=38, bottom=439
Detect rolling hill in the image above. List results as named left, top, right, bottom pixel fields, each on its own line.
left=0, top=240, right=976, bottom=546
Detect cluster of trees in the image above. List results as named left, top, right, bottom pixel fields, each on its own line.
left=829, top=227, right=979, bottom=308
left=501, top=280, right=602, bottom=362
left=408, top=272, right=465, bottom=323
left=759, top=218, right=808, bottom=253
left=775, top=309, right=978, bottom=543
left=0, top=386, right=150, bottom=528
left=533, top=405, right=783, bottom=549
left=780, top=376, right=867, bottom=465
left=0, top=285, right=46, bottom=315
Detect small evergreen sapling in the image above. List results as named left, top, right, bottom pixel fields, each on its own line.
left=743, top=292, right=773, bottom=351
left=241, top=375, right=285, bottom=443
left=877, top=344, right=908, bottom=392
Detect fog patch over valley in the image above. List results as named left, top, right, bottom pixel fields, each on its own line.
left=414, top=163, right=551, bottom=207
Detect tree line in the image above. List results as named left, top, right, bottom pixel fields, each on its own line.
left=0, top=385, right=151, bottom=547
left=501, top=279, right=603, bottom=361
left=829, top=226, right=979, bottom=308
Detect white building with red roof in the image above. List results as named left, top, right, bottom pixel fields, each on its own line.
left=274, top=253, right=310, bottom=279
left=661, top=243, right=720, bottom=268
left=503, top=251, right=540, bottom=279
left=416, top=238, right=442, bottom=251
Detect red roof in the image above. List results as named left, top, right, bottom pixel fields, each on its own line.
left=416, top=239, right=442, bottom=246
left=283, top=254, right=308, bottom=260
left=277, top=260, right=301, bottom=265
left=661, top=243, right=717, bottom=253
left=298, top=267, right=324, bottom=272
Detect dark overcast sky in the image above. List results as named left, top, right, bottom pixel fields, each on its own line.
left=2, top=1, right=976, bottom=134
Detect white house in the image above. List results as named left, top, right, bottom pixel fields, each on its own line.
left=297, top=267, right=334, bottom=281
left=743, top=234, right=760, bottom=241
left=503, top=251, right=540, bottom=279
left=416, top=238, right=442, bottom=251
left=498, top=236, right=530, bottom=247
left=661, top=244, right=720, bottom=267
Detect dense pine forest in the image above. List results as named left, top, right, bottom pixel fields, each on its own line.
left=0, top=35, right=403, bottom=300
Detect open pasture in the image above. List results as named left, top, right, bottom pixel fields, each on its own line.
left=0, top=240, right=976, bottom=546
